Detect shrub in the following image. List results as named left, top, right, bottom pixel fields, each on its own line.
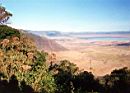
left=0, top=25, right=20, bottom=40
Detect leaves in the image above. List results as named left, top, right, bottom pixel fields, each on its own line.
left=0, top=5, right=12, bottom=24
left=0, top=25, right=56, bottom=93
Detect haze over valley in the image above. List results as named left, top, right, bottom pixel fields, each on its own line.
left=28, top=31, right=130, bottom=76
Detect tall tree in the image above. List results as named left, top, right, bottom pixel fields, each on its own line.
left=0, top=5, right=12, bottom=24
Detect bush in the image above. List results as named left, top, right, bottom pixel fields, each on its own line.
left=0, top=25, right=20, bottom=40
left=0, top=28, right=56, bottom=93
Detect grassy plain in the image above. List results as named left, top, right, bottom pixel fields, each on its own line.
left=55, top=38, right=130, bottom=76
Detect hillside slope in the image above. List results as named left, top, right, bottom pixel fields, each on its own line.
left=0, top=25, right=56, bottom=92
left=26, top=32, right=67, bottom=51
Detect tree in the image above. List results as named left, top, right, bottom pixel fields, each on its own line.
left=49, top=60, right=79, bottom=93
left=110, top=67, right=130, bottom=93
left=0, top=5, right=12, bottom=24
left=102, top=67, right=130, bottom=93
left=73, top=71, right=104, bottom=93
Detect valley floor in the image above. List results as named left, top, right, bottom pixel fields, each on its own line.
left=54, top=38, right=130, bottom=76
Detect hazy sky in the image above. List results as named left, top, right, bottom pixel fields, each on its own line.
left=2, top=0, right=130, bottom=32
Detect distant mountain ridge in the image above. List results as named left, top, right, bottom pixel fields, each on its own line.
left=27, top=30, right=63, bottom=37
left=28, top=30, right=130, bottom=37
left=68, top=31, right=130, bottom=35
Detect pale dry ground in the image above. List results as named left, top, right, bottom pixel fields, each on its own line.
left=55, top=38, right=130, bottom=76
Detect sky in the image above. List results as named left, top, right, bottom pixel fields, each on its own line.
left=1, top=0, right=130, bottom=32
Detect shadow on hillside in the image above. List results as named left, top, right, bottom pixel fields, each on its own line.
left=0, top=74, right=35, bottom=93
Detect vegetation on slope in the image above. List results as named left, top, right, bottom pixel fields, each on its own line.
left=0, top=25, right=56, bottom=93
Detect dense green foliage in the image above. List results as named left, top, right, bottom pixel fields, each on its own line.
left=0, top=25, right=56, bottom=93
left=50, top=61, right=130, bottom=93
left=49, top=60, right=79, bottom=93
left=0, top=25, right=20, bottom=39
left=0, top=25, right=130, bottom=93
left=0, top=74, right=34, bottom=93
left=102, top=67, right=130, bottom=93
